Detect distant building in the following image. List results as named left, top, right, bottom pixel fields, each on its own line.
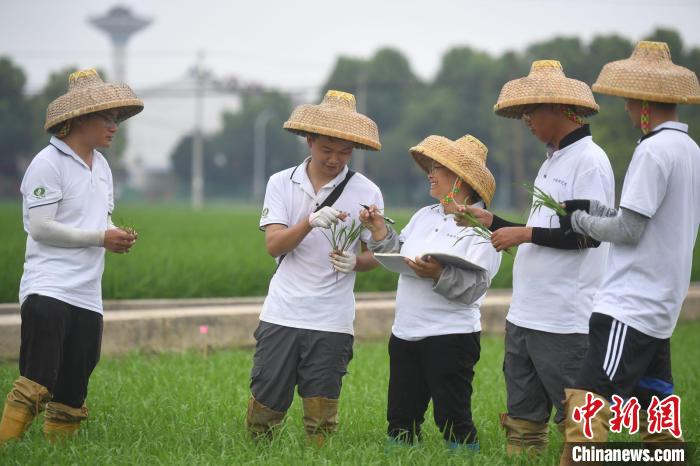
left=123, top=69, right=241, bottom=192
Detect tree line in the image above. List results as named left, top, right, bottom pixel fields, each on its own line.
left=2, top=28, right=699, bottom=209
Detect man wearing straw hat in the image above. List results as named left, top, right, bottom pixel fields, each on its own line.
left=361, top=134, right=501, bottom=453
left=458, top=60, right=615, bottom=456
left=0, top=69, right=142, bottom=444
left=557, top=41, right=700, bottom=463
left=246, top=90, right=384, bottom=445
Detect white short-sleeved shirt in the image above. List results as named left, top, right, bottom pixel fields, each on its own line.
left=19, top=137, right=114, bottom=314
left=259, top=158, right=384, bottom=335
left=508, top=135, right=615, bottom=334
left=593, top=122, right=700, bottom=339
left=392, top=203, right=502, bottom=341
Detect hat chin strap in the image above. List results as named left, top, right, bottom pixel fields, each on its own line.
left=640, top=100, right=651, bottom=134
left=559, top=105, right=584, bottom=125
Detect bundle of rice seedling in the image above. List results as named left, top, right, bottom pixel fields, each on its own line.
left=321, top=219, right=364, bottom=281
left=523, top=183, right=567, bottom=216
left=454, top=211, right=513, bottom=255
left=322, top=219, right=364, bottom=254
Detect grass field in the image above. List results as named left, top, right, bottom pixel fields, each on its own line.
left=1, top=322, right=697, bottom=465
left=0, top=201, right=518, bottom=302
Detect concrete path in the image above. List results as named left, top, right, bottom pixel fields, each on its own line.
left=1, top=287, right=698, bottom=360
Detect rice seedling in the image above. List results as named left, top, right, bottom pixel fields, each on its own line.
left=523, top=182, right=567, bottom=217
left=321, top=219, right=364, bottom=254
left=454, top=210, right=513, bottom=255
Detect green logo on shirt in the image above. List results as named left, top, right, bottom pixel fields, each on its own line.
left=33, top=187, right=46, bottom=198
left=261, top=207, right=269, bottom=218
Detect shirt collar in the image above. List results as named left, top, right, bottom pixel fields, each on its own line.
left=290, top=156, right=350, bottom=190
left=49, top=136, right=95, bottom=169
left=546, top=125, right=591, bottom=159
left=637, top=121, right=689, bottom=144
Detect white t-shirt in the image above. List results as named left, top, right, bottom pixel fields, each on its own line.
left=19, top=137, right=113, bottom=314
left=594, top=122, right=700, bottom=339
left=393, top=203, right=502, bottom=341
left=508, top=135, right=615, bottom=334
left=259, top=158, right=384, bottom=335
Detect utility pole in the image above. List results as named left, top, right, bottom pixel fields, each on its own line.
left=253, top=108, right=276, bottom=203
left=191, top=51, right=205, bottom=210
left=353, top=71, right=368, bottom=172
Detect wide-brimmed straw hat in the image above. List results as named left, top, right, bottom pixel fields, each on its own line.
left=45, top=69, right=144, bottom=132
left=283, top=90, right=381, bottom=150
left=494, top=60, right=599, bottom=119
left=592, top=41, right=700, bottom=104
left=410, top=134, right=496, bottom=206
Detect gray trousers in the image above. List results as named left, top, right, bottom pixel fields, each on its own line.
left=250, top=321, right=354, bottom=412
left=504, top=320, right=588, bottom=424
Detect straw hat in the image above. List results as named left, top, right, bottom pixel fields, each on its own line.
left=44, top=69, right=144, bottom=132
left=410, top=134, right=496, bottom=206
left=283, top=90, right=381, bottom=150
left=494, top=60, right=599, bottom=119
left=592, top=41, right=700, bottom=104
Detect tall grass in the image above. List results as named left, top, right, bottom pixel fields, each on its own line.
left=0, top=322, right=697, bottom=465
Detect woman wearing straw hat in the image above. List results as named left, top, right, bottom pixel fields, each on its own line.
left=360, top=134, right=501, bottom=452
left=556, top=41, right=700, bottom=463
left=247, top=90, right=384, bottom=446
left=458, top=60, right=615, bottom=457
left=0, top=69, right=142, bottom=443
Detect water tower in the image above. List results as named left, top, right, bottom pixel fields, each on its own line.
left=89, top=5, right=151, bottom=82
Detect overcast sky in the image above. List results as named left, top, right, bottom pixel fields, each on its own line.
left=2, top=0, right=700, bottom=94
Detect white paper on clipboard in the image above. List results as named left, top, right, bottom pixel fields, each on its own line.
left=373, top=252, right=485, bottom=278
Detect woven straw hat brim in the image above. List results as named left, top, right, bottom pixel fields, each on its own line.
left=45, top=83, right=144, bottom=131
left=494, top=60, right=599, bottom=119
left=592, top=61, right=700, bottom=104
left=410, top=136, right=495, bottom=207
left=494, top=80, right=599, bottom=119
left=283, top=104, right=381, bottom=151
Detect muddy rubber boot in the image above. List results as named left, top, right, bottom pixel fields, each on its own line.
left=43, top=402, right=89, bottom=442
left=0, top=376, right=50, bottom=445
left=302, top=397, right=338, bottom=447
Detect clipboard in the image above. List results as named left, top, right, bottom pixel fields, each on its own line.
left=374, top=252, right=485, bottom=277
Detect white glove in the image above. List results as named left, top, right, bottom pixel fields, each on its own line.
left=309, top=206, right=341, bottom=229
left=330, top=251, right=356, bottom=274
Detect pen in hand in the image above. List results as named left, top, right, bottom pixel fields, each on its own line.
left=360, top=204, right=396, bottom=224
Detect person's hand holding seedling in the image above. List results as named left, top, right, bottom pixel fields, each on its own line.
left=104, top=227, right=137, bottom=254
left=309, top=206, right=347, bottom=229
left=455, top=203, right=493, bottom=229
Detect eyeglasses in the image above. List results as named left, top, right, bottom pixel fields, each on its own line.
left=95, top=112, right=120, bottom=128
left=428, top=162, right=448, bottom=174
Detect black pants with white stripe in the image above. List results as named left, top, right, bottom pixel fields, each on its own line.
left=574, top=313, right=674, bottom=408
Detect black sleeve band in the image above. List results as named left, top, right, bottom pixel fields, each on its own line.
left=531, top=227, right=601, bottom=250
left=490, top=214, right=525, bottom=232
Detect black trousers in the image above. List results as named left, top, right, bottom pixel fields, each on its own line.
left=19, top=294, right=103, bottom=408
left=387, top=332, right=480, bottom=444
left=575, top=312, right=674, bottom=409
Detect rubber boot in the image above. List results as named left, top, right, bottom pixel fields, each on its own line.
left=302, top=397, right=338, bottom=447
left=0, top=376, right=50, bottom=444
left=639, top=416, right=685, bottom=465
left=559, top=388, right=610, bottom=466
left=245, top=395, right=285, bottom=439
left=500, top=412, right=549, bottom=457
left=43, top=402, right=88, bottom=442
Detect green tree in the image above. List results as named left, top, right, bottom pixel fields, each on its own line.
left=0, top=57, right=33, bottom=195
